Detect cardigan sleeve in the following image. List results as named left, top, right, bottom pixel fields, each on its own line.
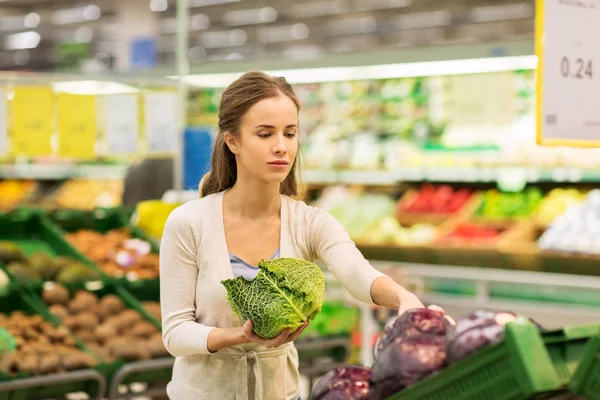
left=308, top=207, right=388, bottom=305
left=160, top=205, right=216, bottom=357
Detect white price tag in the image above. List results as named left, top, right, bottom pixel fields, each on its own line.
left=537, top=0, right=600, bottom=146
left=0, top=92, right=6, bottom=156
left=144, top=92, right=179, bottom=153
left=106, top=94, right=139, bottom=155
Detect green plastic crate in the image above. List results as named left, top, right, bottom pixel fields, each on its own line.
left=569, top=335, right=600, bottom=399
left=0, top=211, right=105, bottom=287
left=48, top=208, right=160, bottom=293
left=0, top=287, right=106, bottom=400
left=543, top=324, right=600, bottom=386
left=385, top=319, right=562, bottom=400
left=25, top=281, right=164, bottom=387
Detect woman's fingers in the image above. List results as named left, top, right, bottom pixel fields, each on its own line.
left=287, top=321, right=309, bottom=343
left=426, top=305, right=456, bottom=325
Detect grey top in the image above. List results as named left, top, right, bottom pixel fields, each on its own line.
left=229, top=248, right=280, bottom=280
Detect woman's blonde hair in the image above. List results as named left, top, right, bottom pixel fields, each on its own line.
left=199, top=71, right=301, bottom=198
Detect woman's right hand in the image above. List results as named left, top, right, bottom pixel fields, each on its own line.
left=242, top=320, right=309, bottom=349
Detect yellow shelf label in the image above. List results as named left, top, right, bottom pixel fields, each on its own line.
left=58, top=93, right=96, bottom=159
left=12, top=87, right=53, bottom=157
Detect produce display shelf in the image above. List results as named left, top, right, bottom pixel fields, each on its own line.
left=107, top=357, right=173, bottom=400
left=0, top=164, right=130, bottom=180
left=303, top=167, right=600, bottom=185
left=569, top=335, right=600, bottom=399
left=48, top=208, right=160, bottom=292
left=0, top=288, right=109, bottom=400
left=385, top=320, right=561, bottom=400
left=0, top=369, right=106, bottom=400
left=0, top=211, right=103, bottom=287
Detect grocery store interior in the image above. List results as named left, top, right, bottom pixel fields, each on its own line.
left=0, top=0, right=599, bottom=399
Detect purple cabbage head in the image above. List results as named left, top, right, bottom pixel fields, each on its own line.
left=447, top=309, right=517, bottom=364
left=375, top=308, right=449, bottom=359
left=370, top=335, right=447, bottom=399
left=310, top=365, right=372, bottom=400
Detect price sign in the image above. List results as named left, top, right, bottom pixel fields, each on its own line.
left=0, top=92, right=6, bottom=156
left=106, top=94, right=139, bottom=155
left=58, top=93, right=97, bottom=159
left=536, top=0, right=600, bottom=146
left=12, top=87, right=53, bottom=156
left=144, top=92, right=178, bottom=153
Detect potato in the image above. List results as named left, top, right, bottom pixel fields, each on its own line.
left=74, top=329, right=95, bottom=343
left=141, top=302, right=161, bottom=320
left=130, top=321, right=157, bottom=338
left=69, top=291, right=97, bottom=314
left=62, top=315, right=78, bottom=330
left=42, top=284, right=70, bottom=305
left=19, top=355, right=39, bottom=375
left=117, top=309, right=141, bottom=329
left=147, top=336, right=169, bottom=358
left=95, top=323, right=117, bottom=343
left=99, top=295, right=124, bottom=315
left=47, top=326, right=70, bottom=342
left=62, top=351, right=96, bottom=370
left=77, top=312, right=99, bottom=329
left=38, top=354, right=61, bottom=374
left=48, top=304, right=69, bottom=321
left=111, top=341, right=148, bottom=361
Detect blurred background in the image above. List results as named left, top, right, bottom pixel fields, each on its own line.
left=1, top=1, right=600, bottom=399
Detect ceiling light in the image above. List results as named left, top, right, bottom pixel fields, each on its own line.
left=259, top=7, right=278, bottom=23
left=150, top=0, right=168, bottom=12
left=291, top=23, right=310, bottom=40
left=191, top=0, right=240, bottom=6
left=192, top=14, right=210, bottom=30
left=5, top=31, right=41, bottom=50
left=178, top=55, right=538, bottom=87
left=83, top=5, right=101, bottom=21
left=24, top=13, right=40, bottom=28
left=188, top=46, right=207, bottom=63
left=75, top=27, right=93, bottom=43
left=13, top=50, right=30, bottom=66
left=51, top=81, right=140, bottom=95
left=229, top=29, right=247, bottom=46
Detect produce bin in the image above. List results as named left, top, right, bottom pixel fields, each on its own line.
left=27, top=281, right=168, bottom=389
left=385, top=319, right=562, bottom=400
left=569, top=335, right=600, bottom=399
left=395, top=189, right=482, bottom=227
left=0, top=286, right=107, bottom=400
left=357, top=244, right=435, bottom=265
left=542, top=324, right=600, bottom=387
left=541, top=250, right=600, bottom=276
left=48, top=208, right=160, bottom=293
left=0, top=211, right=105, bottom=287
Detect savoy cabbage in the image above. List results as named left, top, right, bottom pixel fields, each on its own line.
left=222, top=257, right=325, bottom=339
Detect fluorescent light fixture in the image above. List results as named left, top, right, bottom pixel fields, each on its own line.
left=258, top=23, right=309, bottom=43
left=355, top=0, right=411, bottom=11
left=200, top=29, right=246, bottom=48
left=222, top=7, right=277, bottom=26
left=290, top=0, right=347, bottom=18
left=53, top=5, right=101, bottom=25
left=471, top=3, right=533, bottom=23
left=150, top=0, right=168, bottom=12
left=5, top=31, right=41, bottom=50
left=51, top=80, right=140, bottom=95
left=176, top=55, right=538, bottom=88
left=1, top=16, right=25, bottom=32
left=191, top=0, right=240, bottom=7
left=75, top=26, right=93, bottom=43
left=397, top=11, right=452, bottom=30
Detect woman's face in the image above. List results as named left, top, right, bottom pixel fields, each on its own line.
left=226, top=94, right=299, bottom=185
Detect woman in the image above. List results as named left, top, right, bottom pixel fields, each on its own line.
left=160, top=71, right=442, bottom=400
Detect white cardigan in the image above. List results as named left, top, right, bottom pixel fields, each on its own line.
left=159, top=191, right=387, bottom=400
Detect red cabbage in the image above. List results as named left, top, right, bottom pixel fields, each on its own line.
left=447, top=309, right=517, bottom=364
left=310, top=365, right=371, bottom=400
left=374, top=308, right=449, bottom=359
left=370, top=335, right=447, bottom=399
